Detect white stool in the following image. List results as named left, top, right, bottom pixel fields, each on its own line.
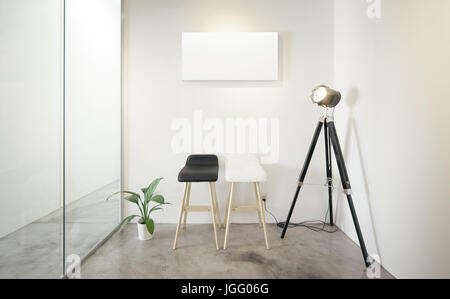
left=223, top=154, right=270, bottom=249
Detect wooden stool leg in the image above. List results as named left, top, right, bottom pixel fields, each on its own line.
left=211, top=183, right=223, bottom=228
left=209, top=182, right=220, bottom=250
left=223, top=182, right=235, bottom=250
left=253, top=183, right=263, bottom=228
left=182, top=183, right=191, bottom=229
left=173, top=183, right=189, bottom=250
left=223, top=183, right=232, bottom=225
left=255, top=182, right=270, bottom=249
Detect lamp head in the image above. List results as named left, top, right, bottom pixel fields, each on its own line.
left=310, top=85, right=341, bottom=108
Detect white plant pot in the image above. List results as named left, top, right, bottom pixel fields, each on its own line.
left=137, top=221, right=153, bottom=241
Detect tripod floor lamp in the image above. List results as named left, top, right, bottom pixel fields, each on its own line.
left=281, top=85, right=371, bottom=267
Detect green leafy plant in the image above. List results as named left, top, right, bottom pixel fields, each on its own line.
left=107, top=178, right=170, bottom=235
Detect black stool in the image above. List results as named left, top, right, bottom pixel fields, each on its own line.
left=173, top=155, right=222, bottom=250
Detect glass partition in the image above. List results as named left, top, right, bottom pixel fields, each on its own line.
left=0, top=0, right=122, bottom=278
left=64, top=0, right=122, bottom=273
left=0, top=0, right=63, bottom=278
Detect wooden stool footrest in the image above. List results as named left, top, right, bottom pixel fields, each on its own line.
left=232, top=205, right=259, bottom=212
left=185, top=205, right=211, bottom=212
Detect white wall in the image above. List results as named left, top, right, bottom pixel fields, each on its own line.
left=65, top=0, right=122, bottom=203
left=0, top=0, right=62, bottom=237
left=123, top=0, right=335, bottom=224
left=334, top=0, right=450, bottom=278
left=124, top=0, right=450, bottom=279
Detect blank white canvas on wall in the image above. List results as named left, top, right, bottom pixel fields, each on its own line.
left=182, top=32, right=278, bottom=81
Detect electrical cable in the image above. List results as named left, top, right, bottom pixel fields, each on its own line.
left=262, top=183, right=339, bottom=234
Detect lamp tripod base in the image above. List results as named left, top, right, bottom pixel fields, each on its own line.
left=281, top=116, right=371, bottom=268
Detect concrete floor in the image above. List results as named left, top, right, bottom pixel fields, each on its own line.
left=81, top=223, right=394, bottom=279
left=0, top=182, right=119, bottom=279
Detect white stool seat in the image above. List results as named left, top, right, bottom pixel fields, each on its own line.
left=225, top=154, right=267, bottom=182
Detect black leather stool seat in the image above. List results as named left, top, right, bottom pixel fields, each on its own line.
left=178, top=155, right=219, bottom=182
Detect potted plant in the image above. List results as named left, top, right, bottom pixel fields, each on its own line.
left=107, top=178, right=170, bottom=240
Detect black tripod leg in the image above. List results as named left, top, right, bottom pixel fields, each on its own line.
left=324, top=120, right=334, bottom=226
left=281, top=120, right=324, bottom=239
left=327, top=121, right=370, bottom=267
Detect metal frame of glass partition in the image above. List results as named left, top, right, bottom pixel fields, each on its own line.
left=61, top=0, right=123, bottom=278
left=61, top=0, right=66, bottom=277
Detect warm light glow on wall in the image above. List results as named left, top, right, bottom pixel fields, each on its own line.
left=209, top=17, right=249, bottom=32
left=203, top=14, right=251, bottom=32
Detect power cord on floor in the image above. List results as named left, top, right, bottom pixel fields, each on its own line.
left=263, top=199, right=338, bottom=234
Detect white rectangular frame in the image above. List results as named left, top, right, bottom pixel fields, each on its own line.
left=182, top=32, right=278, bottom=81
